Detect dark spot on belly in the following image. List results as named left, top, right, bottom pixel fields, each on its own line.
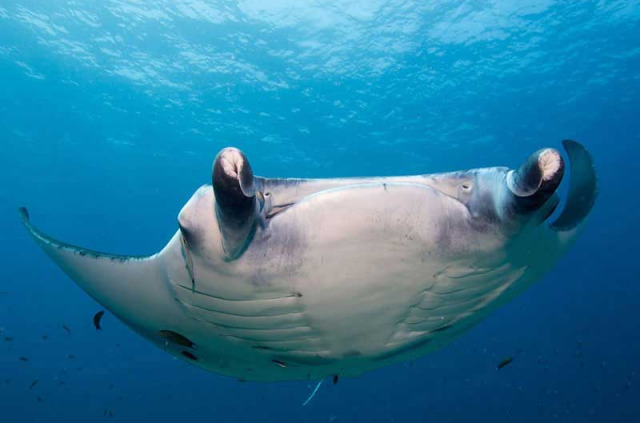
left=159, top=330, right=195, bottom=348
left=253, top=345, right=272, bottom=350
left=342, top=350, right=362, bottom=357
left=432, top=324, right=452, bottom=332
left=181, top=351, right=197, bottom=361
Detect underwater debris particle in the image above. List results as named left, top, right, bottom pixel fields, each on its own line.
left=302, top=380, right=323, bottom=406
left=37, top=396, right=43, bottom=403
left=253, top=345, right=272, bottom=350
left=4, top=336, right=13, bottom=342
left=19, top=356, right=29, bottom=362
left=66, top=354, right=76, bottom=359
left=62, top=324, right=70, bottom=334
left=41, top=334, right=49, bottom=340
left=28, top=379, right=38, bottom=390
left=333, top=374, right=339, bottom=385
left=497, top=356, right=514, bottom=370
left=93, top=310, right=105, bottom=330
left=181, top=350, right=197, bottom=361
left=159, top=330, right=195, bottom=348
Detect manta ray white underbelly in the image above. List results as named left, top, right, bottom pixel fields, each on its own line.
left=21, top=140, right=597, bottom=382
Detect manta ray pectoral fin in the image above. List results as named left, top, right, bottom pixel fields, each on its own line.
left=550, top=140, right=598, bottom=231
left=18, top=207, right=173, bottom=331
left=212, top=147, right=260, bottom=260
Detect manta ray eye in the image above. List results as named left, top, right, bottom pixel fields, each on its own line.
left=461, top=183, right=472, bottom=192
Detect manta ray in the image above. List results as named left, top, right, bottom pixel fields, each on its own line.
left=20, top=140, right=597, bottom=382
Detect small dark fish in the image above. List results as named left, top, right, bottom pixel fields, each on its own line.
left=29, top=379, right=39, bottom=390
left=93, top=310, right=105, bottom=330
left=19, top=356, right=29, bottom=362
left=4, top=336, right=13, bottom=342
left=41, top=335, right=49, bottom=340
left=37, top=396, right=43, bottom=403
left=66, top=354, right=76, bottom=359
left=62, top=324, right=70, bottom=334
left=4, top=378, right=11, bottom=384
left=108, top=410, right=114, bottom=417
left=272, top=359, right=287, bottom=368
left=497, top=356, right=514, bottom=370
left=333, top=374, right=339, bottom=385
left=159, top=330, right=195, bottom=348
left=181, top=351, right=197, bottom=361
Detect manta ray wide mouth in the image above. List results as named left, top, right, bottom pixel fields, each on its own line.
left=266, top=181, right=469, bottom=221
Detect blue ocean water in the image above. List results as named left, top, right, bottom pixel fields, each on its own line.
left=1, top=1, right=639, bottom=422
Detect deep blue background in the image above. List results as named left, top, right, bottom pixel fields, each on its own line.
left=1, top=1, right=639, bottom=422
